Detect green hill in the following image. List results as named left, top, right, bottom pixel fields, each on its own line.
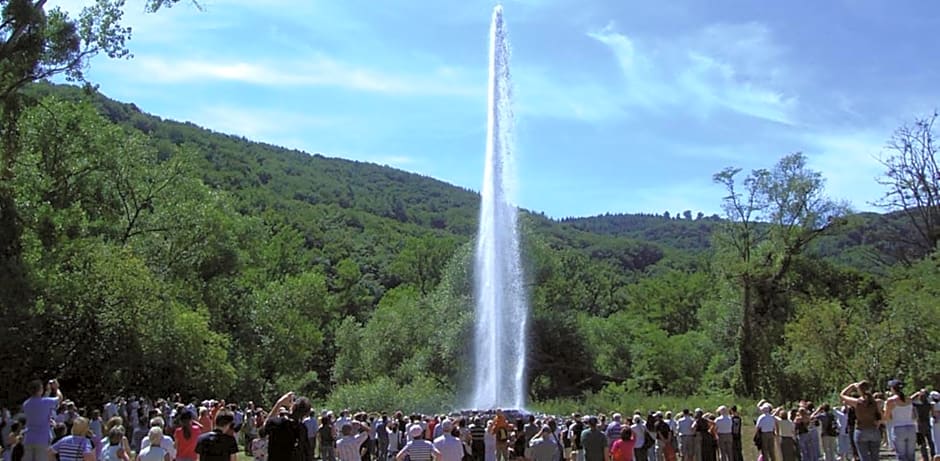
left=2, top=83, right=934, bottom=409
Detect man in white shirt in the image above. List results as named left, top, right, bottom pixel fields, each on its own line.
left=676, top=409, right=695, bottom=461
left=755, top=403, right=778, bottom=461
left=714, top=407, right=733, bottom=461
left=434, top=420, right=464, bottom=461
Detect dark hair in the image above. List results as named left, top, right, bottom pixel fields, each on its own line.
left=292, top=397, right=312, bottom=420
left=857, top=381, right=875, bottom=406
left=215, top=410, right=235, bottom=428
left=620, top=427, right=633, bottom=441
left=27, top=380, right=43, bottom=395
left=180, top=411, right=193, bottom=439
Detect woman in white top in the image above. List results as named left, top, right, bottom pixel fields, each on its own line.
left=884, top=379, right=917, bottom=461
left=138, top=427, right=170, bottom=461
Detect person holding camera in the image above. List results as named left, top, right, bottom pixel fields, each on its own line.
left=262, top=391, right=314, bottom=461
left=22, top=378, right=63, bottom=461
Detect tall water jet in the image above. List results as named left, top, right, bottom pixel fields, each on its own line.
left=471, top=4, right=527, bottom=410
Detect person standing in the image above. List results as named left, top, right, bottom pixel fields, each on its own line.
left=337, top=422, right=371, bottom=461
left=22, top=379, right=63, bottom=461
left=434, top=420, right=464, bottom=461
left=527, top=426, right=561, bottom=461
left=605, top=415, right=623, bottom=449
left=840, top=381, right=881, bottom=461
left=630, top=416, right=647, bottom=461
left=611, top=428, right=636, bottom=461
left=376, top=414, right=390, bottom=461
left=728, top=407, right=743, bottom=461
left=713, top=408, right=733, bottom=461
left=470, top=418, right=486, bottom=461
left=884, top=380, right=916, bottom=461
left=911, top=389, right=936, bottom=461
left=48, top=417, right=93, bottom=461
left=263, top=392, right=314, bottom=461
left=580, top=417, right=607, bottom=461
left=676, top=410, right=694, bottom=461
left=755, top=403, right=778, bottom=461
left=397, top=424, right=441, bottom=461
left=194, top=410, right=239, bottom=461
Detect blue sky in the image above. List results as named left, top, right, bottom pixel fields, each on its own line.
left=50, top=0, right=940, bottom=218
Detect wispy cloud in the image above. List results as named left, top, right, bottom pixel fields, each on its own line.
left=587, top=21, right=797, bottom=124
left=108, top=55, right=483, bottom=96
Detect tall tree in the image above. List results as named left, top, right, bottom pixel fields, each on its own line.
left=713, top=153, right=845, bottom=396
left=877, top=112, right=940, bottom=260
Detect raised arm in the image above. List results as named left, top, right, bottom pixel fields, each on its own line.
left=840, top=383, right=860, bottom=406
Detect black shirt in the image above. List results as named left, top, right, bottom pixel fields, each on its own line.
left=264, top=416, right=313, bottom=461
left=195, top=429, right=239, bottom=461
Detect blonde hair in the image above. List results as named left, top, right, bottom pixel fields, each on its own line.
left=148, top=426, right=164, bottom=445
left=71, top=417, right=90, bottom=436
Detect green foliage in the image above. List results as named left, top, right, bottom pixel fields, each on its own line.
left=1, top=81, right=937, bottom=410
left=327, top=376, right=456, bottom=415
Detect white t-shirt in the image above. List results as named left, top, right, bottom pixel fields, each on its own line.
left=756, top=414, right=776, bottom=433
left=434, top=434, right=465, bottom=461
left=714, top=415, right=733, bottom=434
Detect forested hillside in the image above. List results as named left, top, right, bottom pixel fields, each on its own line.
left=0, top=81, right=937, bottom=411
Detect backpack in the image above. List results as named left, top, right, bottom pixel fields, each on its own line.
left=496, top=426, right=509, bottom=443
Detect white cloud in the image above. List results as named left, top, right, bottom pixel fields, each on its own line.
left=799, top=129, right=889, bottom=210
left=189, top=105, right=341, bottom=140
left=104, top=54, right=482, bottom=97
left=587, top=22, right=797, bottom=124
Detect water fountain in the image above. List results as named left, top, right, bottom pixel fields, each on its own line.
left=471, top=4, right=527, bottom=410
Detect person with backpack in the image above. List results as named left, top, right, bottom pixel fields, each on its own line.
left=568, top=415, right=584, bottom=461
left=320, top=414, right=337, bottom=461
left=814, top=404, right=840, bottom=461
left=491, top=410, right=512, bottom=461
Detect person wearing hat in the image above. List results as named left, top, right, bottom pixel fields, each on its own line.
left=884, top=379, right=917, bottom=461
left=48, top=416, right=93, bottom=461
left=397, top=424, right=441, bottom=461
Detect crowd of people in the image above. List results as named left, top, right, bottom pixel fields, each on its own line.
left=1, top=378, right=939, bottom=461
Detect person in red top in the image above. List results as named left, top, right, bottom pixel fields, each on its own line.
left=174, top=410, right=202, bottom=461
left=610, top=427, right=635, bottom=461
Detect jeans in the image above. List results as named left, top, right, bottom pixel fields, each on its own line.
left=853, top=428, right=880, bottom=461
left=836, top=433, right=851, bottom=458
left=891, top=425, right=916, bottom=461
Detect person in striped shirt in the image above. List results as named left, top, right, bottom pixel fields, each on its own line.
left=48, top=417, right=94, bottom=461
left=337, top=421, right=372, bottom=461
left=397, top=424, right=442, bottom=461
